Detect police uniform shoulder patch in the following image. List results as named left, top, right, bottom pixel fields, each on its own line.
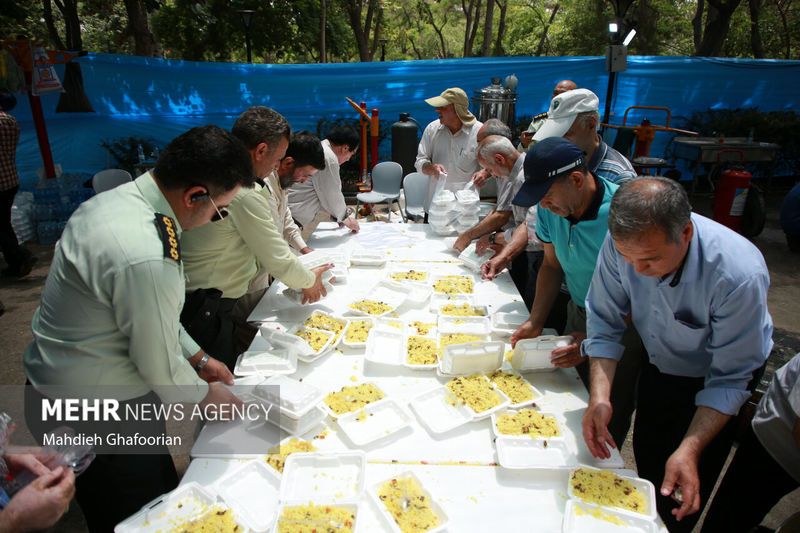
left=534, top=111, right=548, bottom=120
left=155, top=213, right=181, bottom=264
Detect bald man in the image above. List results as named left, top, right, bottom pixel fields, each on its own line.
left=518, top=80, right=577, bottom=152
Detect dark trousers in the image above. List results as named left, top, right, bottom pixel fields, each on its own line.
left=24, top=385, right=179, bottom=533
left=180, top=290, right=238, bottom=371
left=633, top=363, right=739, bottom=532
left=0, top=186, right=28, bottom=269
left=700, top=425, right=798, bottom=532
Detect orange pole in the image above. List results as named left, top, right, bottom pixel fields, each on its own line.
left=370, top=108, right=379, bottom=170
left=360, top=102, right=368, bottom=179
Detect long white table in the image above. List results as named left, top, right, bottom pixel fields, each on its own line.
left=184, top=222, right=665, bottom=532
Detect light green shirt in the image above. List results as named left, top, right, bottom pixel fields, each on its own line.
left=24, top=174, right=208, bottom=404
left=181, top=181, right=315, bottom=299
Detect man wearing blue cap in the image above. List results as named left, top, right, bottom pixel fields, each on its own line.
left=505, top=136, right=643, bottom=447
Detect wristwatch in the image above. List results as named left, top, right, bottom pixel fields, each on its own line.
left=488, top=232, right=497, bottom=245
left=194, top=353, right=210, bottom=372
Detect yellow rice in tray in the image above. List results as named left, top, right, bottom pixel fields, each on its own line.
left=487, top=370, right=537, bottom=404
left=495, top=408, right=559, bottom=438
left=438, top=333, right=482, bottom=357
left=378, top=477, right=440, bottom=533
left=569, top=467, right=647, bottom=514
left=439, top=303, right=484, bottom=317
left=409, top=321, right=436, bottom=336
left=445, top=374, right=501, bottom=414
left=277, top=503, right=355, bottom=533
left=433, top=275, right=474, bottom=294
left=390, top=270, right=428, bottom=282
left=304, top=313, right=346, bottom=342
left=344, top=320, right=373, bottom=343
left=169, top=505, right=240, bottom=532
left=324, top=383, right=385, bottom=415
left=350, top=299, right=393, bottom=315
left=294, top=327, right=333, bottom=352
left=406, top=336, right=439, bottom=365
left=266, top=438, right=318, bottom=473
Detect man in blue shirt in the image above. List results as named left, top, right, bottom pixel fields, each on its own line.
left=508, top=136, right=644, bottom=447
left=582, top=177, right=772, bottom=532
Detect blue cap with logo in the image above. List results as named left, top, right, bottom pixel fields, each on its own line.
left=512, top=137, right=586, bottom=208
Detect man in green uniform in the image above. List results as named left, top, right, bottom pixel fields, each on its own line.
left=23, top=125, right=254, bottom=532
left=517, top=80, right=577, bottom=152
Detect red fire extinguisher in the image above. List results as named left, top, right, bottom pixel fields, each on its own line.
left=712, top=150, right=751, bottom=232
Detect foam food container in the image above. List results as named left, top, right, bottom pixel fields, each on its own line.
left=403, top=333, right=440, bottom=371
left=439, top=339, right=503, bottom=376
left=437, top=315, right=491, bottom=335
left=431, top=273, right=475, bottom=295
left=335, top=398, right=410, bottom=446
left=272, top=502, right=359, bottom=533
left=567, top=465, right=658, bottom=520
left=458, top=242, right=495, bottom=272
left=512, top=335, right=574, bottom=372
left=429, top=293, right=472, bottom=313
left=348, top=280, right=407, bottom=317
left=364, top=328, right=404, bottom=366
left=562, top=500, right=659, bottom=533
left=281, top=280, right=333, bottom=304
left=253, top=374, right=324, bottom=419
left=349, top=249, right=386, bottom=266
left=487, top=369, right=543, bottom=409
left=409, top=386, right=474, bottom=434
left=386, top=265, right=430, bottom=284
left=216, top=461, right=281, bottom=532
left=298, top=249, right=337, bottom=270
left=495, top=437, right=573, bottom=470
left=369, top=471, right=449, bottom=533
left=235, top=334, right=298, bottom=377
left=265, top=405, right=326, bottom=436
left=340, top=317, right=375, bottom=349
left=490, top=408, right=564, bottom=440
left=301, top=310, right=349, bottom=348
left=491, top=312, right=529, bottom=336
left=280, top=451, right=366, bottom=504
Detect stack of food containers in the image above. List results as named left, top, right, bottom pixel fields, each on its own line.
left=454, top=189, right=480, bottom=233
left=427, top=190, right=457, bottom=235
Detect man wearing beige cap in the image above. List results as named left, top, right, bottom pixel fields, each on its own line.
left=415, top=87, right=483, bottom=212
left=534, top=88, right=635, bottom=184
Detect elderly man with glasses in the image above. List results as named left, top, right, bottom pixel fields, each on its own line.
left=181, top=108, right=330, bottom=369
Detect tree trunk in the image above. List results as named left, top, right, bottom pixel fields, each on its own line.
left=492, top=0, right=507, bottom=56
left=418, top=1, right=449, bottom=58
left=43, top=0, right=95, bottom=112
left=123, top=0, right=162, bottom=57
left=692, top=0, right=705, bottom=51
left=321, top=0, right=327, bottom=63
left=342, top=0, right=382, bottom=62
left=534, top=3, right=559, bottom=57
left=481, top=0, right=494, bottom=56
left=748, top=0, right=764, bottom=58
left=56, top=62, right=94, bottom=112
left=632, top=0, right=658, bottom=54
left=462, top=0, right=482, bottom=57
left=694, top=0, right=743, bottom=57
left=774, top=0, right=791, bottom=59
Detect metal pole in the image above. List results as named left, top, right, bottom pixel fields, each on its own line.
left=245, top=30, right=252, bottom=63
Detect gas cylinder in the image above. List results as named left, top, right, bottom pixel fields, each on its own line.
left=712, top=150, right=751, bottom=232
left=392, top=113, right=419, bottom=177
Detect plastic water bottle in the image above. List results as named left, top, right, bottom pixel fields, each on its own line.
left=137, top=144, right=145, bottom=162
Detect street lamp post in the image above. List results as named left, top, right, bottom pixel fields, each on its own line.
left=238, top=9, right=256, bottom=63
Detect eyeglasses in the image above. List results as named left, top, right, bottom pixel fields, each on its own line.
left=208, top=196, right=229, bottom=222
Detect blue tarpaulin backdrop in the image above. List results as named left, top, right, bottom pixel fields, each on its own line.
left=10, top=52, right=800, bottom=188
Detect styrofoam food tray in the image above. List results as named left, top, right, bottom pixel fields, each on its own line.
left=385, top=265, right=430, bottom=284
left=443, top=373, right=510, bottom=420
left=486, top=369, right=542, bottom=409
left=348, top=280, right=407, bottom=317
left=430, top=293, right=472, bottom=312
left=115, top=482, right=246, bottom=533
left=222, top=375, right=265, bottom=398
left=300, top=310, right=350, bottom=348
left=329, top=265, right=349, bottom=284
left=215, top=460, right=281, bottom=532
left=340, top=317, right=375, bottom=349
left=409, top=386, right=474, bottom=434
left=431, top=273, right=475, bottom=295
left=289, top=325, right=337, bottom=363
left=562, top=500, right=659, bottom=533
left=438, top=338, right=502, bottom=376
left=458, top=241, right=495, bottom=272
left=427, top=210, right=459, bottom=225
left=265, top=405, right=326, bottom=436
left=495, top=437, right=573, bottom=470
left=430, top=189, right=455, bottom=207
left=374, top=316, right=407, bottom=333
left=512, top=335, right=574, bottom=372
left=335, top=398, right=410, bottom=446
left=404, top=282, right=433, bottom=306
left=235, top=334, right=298, bottom=377
left=320, top=382, right=386, bottom=420
left=364, top=328, right=404, bottom=366
left=369, top=471, right=449, bottom=533
left=252, top=374, right=324, bottom=419
left=272, top=501, right=359, bottom=533
left=403, top=333, right=440, bottom=371
left=298, top=249, right=337, bottom=269
left=455, top=188, right=480, bottom=204
left=437, top=315, right=491, bottom=335
left=567, top=465, right=658, bottom=520
left=491, top=311, right=529, bottom=336
left=349, top=248, right=386, bottom=266
left=280, top=451, right=366, bottom=504
left=490, top=408, right=564, bottom=440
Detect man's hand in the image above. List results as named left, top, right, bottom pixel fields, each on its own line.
left=423, top=163, right=447, bottom=179
left=471, top=169, right=490, bottom=189
left=303, top=264, right=332, bottom=304
left=340, top=216, right=359, bottom=233
left=481, top=254, right=511, bottom=281
left=453, top=233, right=473, bottom=253
left=198, top=356, right=234, bottom=385
left=520, top=131, right=535, bottom=149
left=510, top=320, right=541, bottom=347
left=300, top=247, right=314, bottom=254
left=550, top=332, right=587, bottom=368
left=475, top=233, right=504, bottom=256
left=661, top=446, right=702, bottom=521
left=582, top=399, right=617, bottom=459
left=3, top=452, right=52, bottom=478
left=0, top=466, right=75, bottom=533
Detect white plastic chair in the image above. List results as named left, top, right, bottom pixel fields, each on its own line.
left=356, top=161, right=404, bottom=222
left=92, top=169, right=133, bottom=194
left=402, top=172, right=428, bottom=222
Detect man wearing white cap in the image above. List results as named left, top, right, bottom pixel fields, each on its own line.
left=415, top=87, right=483, bottom=213
left=534, top=88, right=635, bottom=184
